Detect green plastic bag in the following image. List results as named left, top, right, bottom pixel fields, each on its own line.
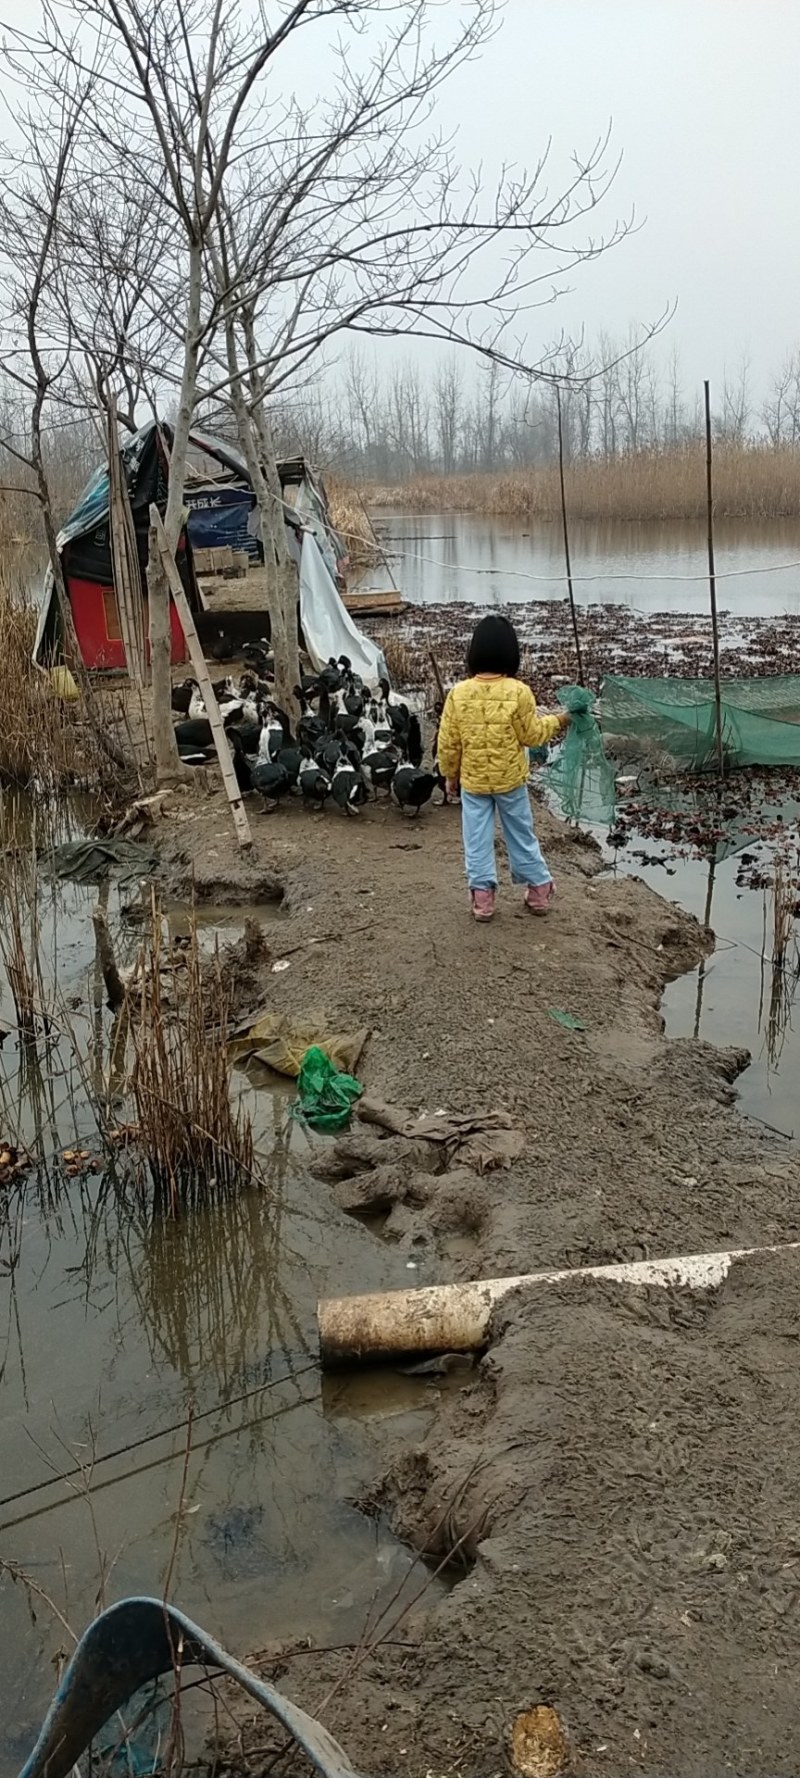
left=292, top=1044, right=363, bottom=1132
left=544, top=685, right=617, bottom=827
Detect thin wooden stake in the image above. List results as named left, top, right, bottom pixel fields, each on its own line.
left=429, top=650, right=447, bottom=707
left=108, top=397, right=147, bottom=689
left=704, top=379, right=725, bottom=777
left=150, top=506, right=253, bottom=851
left=556, top=387, right=585, bottom=687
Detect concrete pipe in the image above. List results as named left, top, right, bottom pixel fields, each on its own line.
left=317, top=1242, right=800, bottom=1367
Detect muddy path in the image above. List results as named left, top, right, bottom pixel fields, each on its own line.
left=151, top=772, right=800, bottom=1776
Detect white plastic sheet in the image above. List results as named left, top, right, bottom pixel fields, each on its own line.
left=299, top=532, right=386, bottom=688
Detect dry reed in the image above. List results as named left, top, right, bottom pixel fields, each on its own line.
left=0, top=590, right=78, bottom=788
left=130, top=896, right=257, bottom=1215
left=0, top=840, right=52, bottom=1041
left=326, top=475, right=382, bottom=568
left=364, top=443, right=800, bottom=524
left=373, top=629, right=426, bottom=692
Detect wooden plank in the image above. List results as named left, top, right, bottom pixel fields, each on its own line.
left=343, top=591, right=408, bottom=617
left=150, top=507, right=253, bottom=851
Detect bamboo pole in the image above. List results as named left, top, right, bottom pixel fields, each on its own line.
left=704, top=379, right=725, bottom=776
left=318, top=1241, right=800, bottom=1365
left=107, top=397, right=147, bottom=689
left=150, top=505, right=253, bottom=851
left=556, top=386, right=585, bottom=687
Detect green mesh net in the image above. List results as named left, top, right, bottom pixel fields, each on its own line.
left=600, top=675, right=800, bottom=771
left=544, top=685, right=617, bottom=826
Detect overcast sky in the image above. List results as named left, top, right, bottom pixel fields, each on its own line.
left=4, top=0, right=796, bottom=412
left=428, top=0, right=800, bottom=406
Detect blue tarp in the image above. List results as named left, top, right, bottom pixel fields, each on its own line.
left=185, top=485, right=260, bottom=559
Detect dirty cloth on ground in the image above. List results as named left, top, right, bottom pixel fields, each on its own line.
left=50, top=838, right=159, bottom=884
left=230, top=1012, right=368, bottom=1079
left=358, top=1096, right=524, bottom=1174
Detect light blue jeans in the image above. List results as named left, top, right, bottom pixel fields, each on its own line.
left=461, top=786, right=552, bottom=892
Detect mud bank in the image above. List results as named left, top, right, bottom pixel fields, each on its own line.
left=145, top=771, right=800, bottom=1776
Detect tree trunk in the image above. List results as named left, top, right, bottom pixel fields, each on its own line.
left=147, top=517, right=187, bottom=784
left=163, top=235, right=203, bottom=555
left=225, top=318, right=300, bottom=716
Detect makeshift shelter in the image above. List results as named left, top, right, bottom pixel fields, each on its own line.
left=34, top=423, right=195, bottom=671
left=34, top=422, right=385, bottom=684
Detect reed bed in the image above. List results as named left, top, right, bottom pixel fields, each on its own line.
left=364, top=444, right=800, bottom=524
left=0, top=590, right=79, bottom=789
left=0, top=583, right=125, bottom=794
left=326, top=475, right=382, bottom=568
left=130, top=897, right=257, bottom=1215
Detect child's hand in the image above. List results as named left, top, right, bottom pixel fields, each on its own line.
left=556, top=711, right=571, bottom=731
left=445, top=779, right=460, bottom=797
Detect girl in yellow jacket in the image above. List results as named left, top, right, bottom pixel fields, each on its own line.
left=436, top=614, right=569, bottom=922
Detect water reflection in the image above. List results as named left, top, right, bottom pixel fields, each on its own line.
left=0, top=834, right=442, bottom=1767
left=371, top=510, right=800, bottom=616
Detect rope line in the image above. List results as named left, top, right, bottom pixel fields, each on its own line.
left=378, top=541, right=800, bottom=588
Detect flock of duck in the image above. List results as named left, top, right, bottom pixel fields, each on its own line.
left=170, top=651, right=438, bottom=816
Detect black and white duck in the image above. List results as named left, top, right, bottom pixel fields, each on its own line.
left=330, top=749, right=368, bottom=816
left=172, top=678, right=198, bottom=715
left=391, top=762, right=436, bottom=816
left=249, top=757, right=292, bottom=809
left=298, top=751, right=332, bottom=809
left=362, top=738, right=399, bottom=796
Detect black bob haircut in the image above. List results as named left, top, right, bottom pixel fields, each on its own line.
left=467, top=613, right=521, bottom=677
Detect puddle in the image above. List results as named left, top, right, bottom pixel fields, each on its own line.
left=0, top=802, right=446, bottom=1769
left=603, top=800, right=800, bottom=1140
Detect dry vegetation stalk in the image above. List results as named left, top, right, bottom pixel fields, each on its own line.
left=131, top=896, right=256, bottom=1214
left=326, top=476, right=381, bottom=568
left=0, top=839, right=51, bottom=1040
left=0, top=576, right=129, bottom=794
left=364, top=443, right=800, bottom=523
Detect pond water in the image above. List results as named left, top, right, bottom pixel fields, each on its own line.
left=0, top=803, right=443, bottom=1772
left=370, top=511, right=800, bottom=617
left=613, top=834, right=800, bottom=1141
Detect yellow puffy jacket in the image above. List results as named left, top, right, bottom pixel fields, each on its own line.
left=436, top=675, right=562, bottom=796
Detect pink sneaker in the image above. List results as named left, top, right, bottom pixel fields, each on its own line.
left=471, top=888, right=496, bottom=922
left=524, top=881, right=555, bottom=915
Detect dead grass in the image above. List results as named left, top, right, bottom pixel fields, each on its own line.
left=130, top=895, right=258, bottom=1214
left=0, top=577, right=143, bottom=800
left=0, top=590, right=79, bottom=788
left=364, top=444, right=800, bottom=524
left=326, top=475, right=382, bottom=569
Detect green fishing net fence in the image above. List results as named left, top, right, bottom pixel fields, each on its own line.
left=600, top=675, right=800, bottom=771
left=543, top=685, right=617, bottom=825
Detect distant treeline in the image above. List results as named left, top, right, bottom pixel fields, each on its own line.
left=308, top=339, right=800, bottom=482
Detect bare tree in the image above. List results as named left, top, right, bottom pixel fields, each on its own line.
left=433, top=357, right=462, bottom=474
left=7, top=0, right=656, bottom=727
left=719, top=352, right=751, bottom=444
